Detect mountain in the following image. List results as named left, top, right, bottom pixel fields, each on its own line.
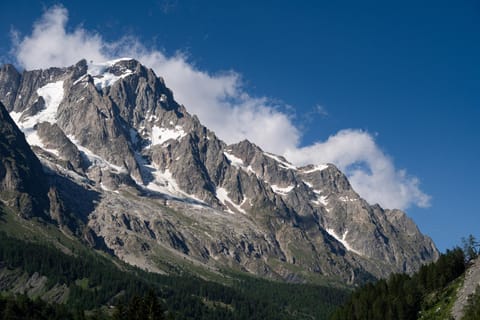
left=0, top=96, right=349, bottom=319
left=0, top=59, right=438, bottom=284
left=0, top=100, right=49, bottom=218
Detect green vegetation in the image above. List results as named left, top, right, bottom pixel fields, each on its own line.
left=418, top=275, right=463, bottom=319
left=330, top=243, right=480, bottom=320
left=0, top=294, right=81, bottom=320
left=231, top=274, right=349, bottom=319
left=113, top=290, right=168, bottom=320
left=0, top=214, right=349, bottom=319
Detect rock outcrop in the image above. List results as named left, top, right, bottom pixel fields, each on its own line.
left=0, top=59, right=439, bottom=283
left=452, top=257, right=480, bottom=319
left=0, top=101, right=49, bottom=218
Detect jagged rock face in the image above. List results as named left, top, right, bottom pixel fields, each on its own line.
left=0, top=59, right=439, bottom=283
left=0, top=102, right=49, bottom=218
left=0, top=65, right=20, bottom=111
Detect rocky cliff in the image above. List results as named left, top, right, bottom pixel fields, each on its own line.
left=0, top=101, right=50, bottom=218
left=0, top=59, right=439, bottom=283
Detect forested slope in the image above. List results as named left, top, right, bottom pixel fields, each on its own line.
left=0, top=207, right=349, bottom=320
left=331, top=240, right=480, bottom=320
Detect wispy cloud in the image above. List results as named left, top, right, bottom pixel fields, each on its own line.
left=10, top=5, right=431, bottom=210
left=314, top=104, right=329, bottom=117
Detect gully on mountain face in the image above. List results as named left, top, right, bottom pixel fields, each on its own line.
left=0, top=59, right=439, bottom=284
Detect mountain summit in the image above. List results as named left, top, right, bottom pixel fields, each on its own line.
left=0, top=59, right=438, bottom=283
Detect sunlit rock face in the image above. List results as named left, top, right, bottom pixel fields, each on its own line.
left=0, top=59, right=439, bottom=284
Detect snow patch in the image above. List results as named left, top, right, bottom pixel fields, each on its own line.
left=141, top=164, right=206, bottom=205
left=146, top=169, right=181, bottom=195
left=29, top=132, right=59, bottom=156
left=246, top=165, right=256, bottom=174
left=319, top=195, right=328, bottom=205
left=87, top=58, right=134, bottom=89
left=325, top=228, right=362, bottom=255
left=9, top=111, right=23, bottom=124
left=216, top=187, right=246, bottom=214
left=151, top=125, right=187, bottom=145
left=68, top=135, right=126, bottom=173
left=264, top=152, right=297, bottom=170
left=223, top=151, right=257, bottom=175
left=8, top=81, right=64, bottom=156
left=73, top=74, right=88, bottom=85
left=302, top=164, right=329, bottom=173
left=33, top=80, right=64, bottom=125
left=224, top=152, right=244, bottom=167
left=339, top=196, right=357, bottom=202
left=271, top=184, right=295, bottom=195
left=312, top=195, right=329, bottom=206
left=20, top=128, right=41, bottom=146
left=10, top=80, right=64, bottom=131
left=311, top=189, right=330, bottom=208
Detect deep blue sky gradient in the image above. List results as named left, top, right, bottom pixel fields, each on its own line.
left=0, top=0, right=479, bottom=251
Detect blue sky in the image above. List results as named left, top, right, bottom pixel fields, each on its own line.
left=0, top=0, right=478, bottom=252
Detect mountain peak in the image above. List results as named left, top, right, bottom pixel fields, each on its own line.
left=0, top=60, right=439, bottom=284
left=86, top=58, right=139, bottom=89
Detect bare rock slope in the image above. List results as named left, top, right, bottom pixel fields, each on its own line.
left=452, top=257, right=480, bottom=319
left=0, top=59, right=439, bottom=283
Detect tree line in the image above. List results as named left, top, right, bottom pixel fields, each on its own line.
left=331, top=235, right=480, bottom=320
left=0, top=231, right=348, bottom=319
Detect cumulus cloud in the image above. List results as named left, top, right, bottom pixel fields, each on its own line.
left=285, top=130, right=431, bottom=209
left=12, top=6, right=107, bottom=69
left=10, top=5, right=431, bottom=210
left=12, top=5, right=300, bottom=154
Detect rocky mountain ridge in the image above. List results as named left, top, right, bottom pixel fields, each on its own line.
left=0, top=59, right=439, bottom=284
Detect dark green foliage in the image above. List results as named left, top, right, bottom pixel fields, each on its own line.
left=0, top=231, right=348, bottom=319
left=114, top=291, right=166, bottom=320
left=0, top=294, right=78, bottom=320
left=417, top=248, right=465, bottom=292
left=462, top=286, right=480, bottom=320
left=232, top=274, right=349, bottom=319
left=331, top=248, right=466, bottom=320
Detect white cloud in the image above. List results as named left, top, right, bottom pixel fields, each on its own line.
left=10, top=5, right=431, bottom=210
left=12, top=5, right=300, bottom=155
left=285, top=130, right=431, bottom=209
left=13, top=6, right=108, bottom=69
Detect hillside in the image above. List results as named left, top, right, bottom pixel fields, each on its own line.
left=330, top=242, right=480, bottom=320
left=0, top=204, right=349, bottom=319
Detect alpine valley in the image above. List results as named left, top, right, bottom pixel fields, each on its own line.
left=0, top=59, right=439, bottom=318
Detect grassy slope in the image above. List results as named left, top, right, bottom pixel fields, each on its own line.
left=418, top=276, right=464, bottom=320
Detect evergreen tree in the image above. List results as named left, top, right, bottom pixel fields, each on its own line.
left=462, top=234, right=479, bottom=262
